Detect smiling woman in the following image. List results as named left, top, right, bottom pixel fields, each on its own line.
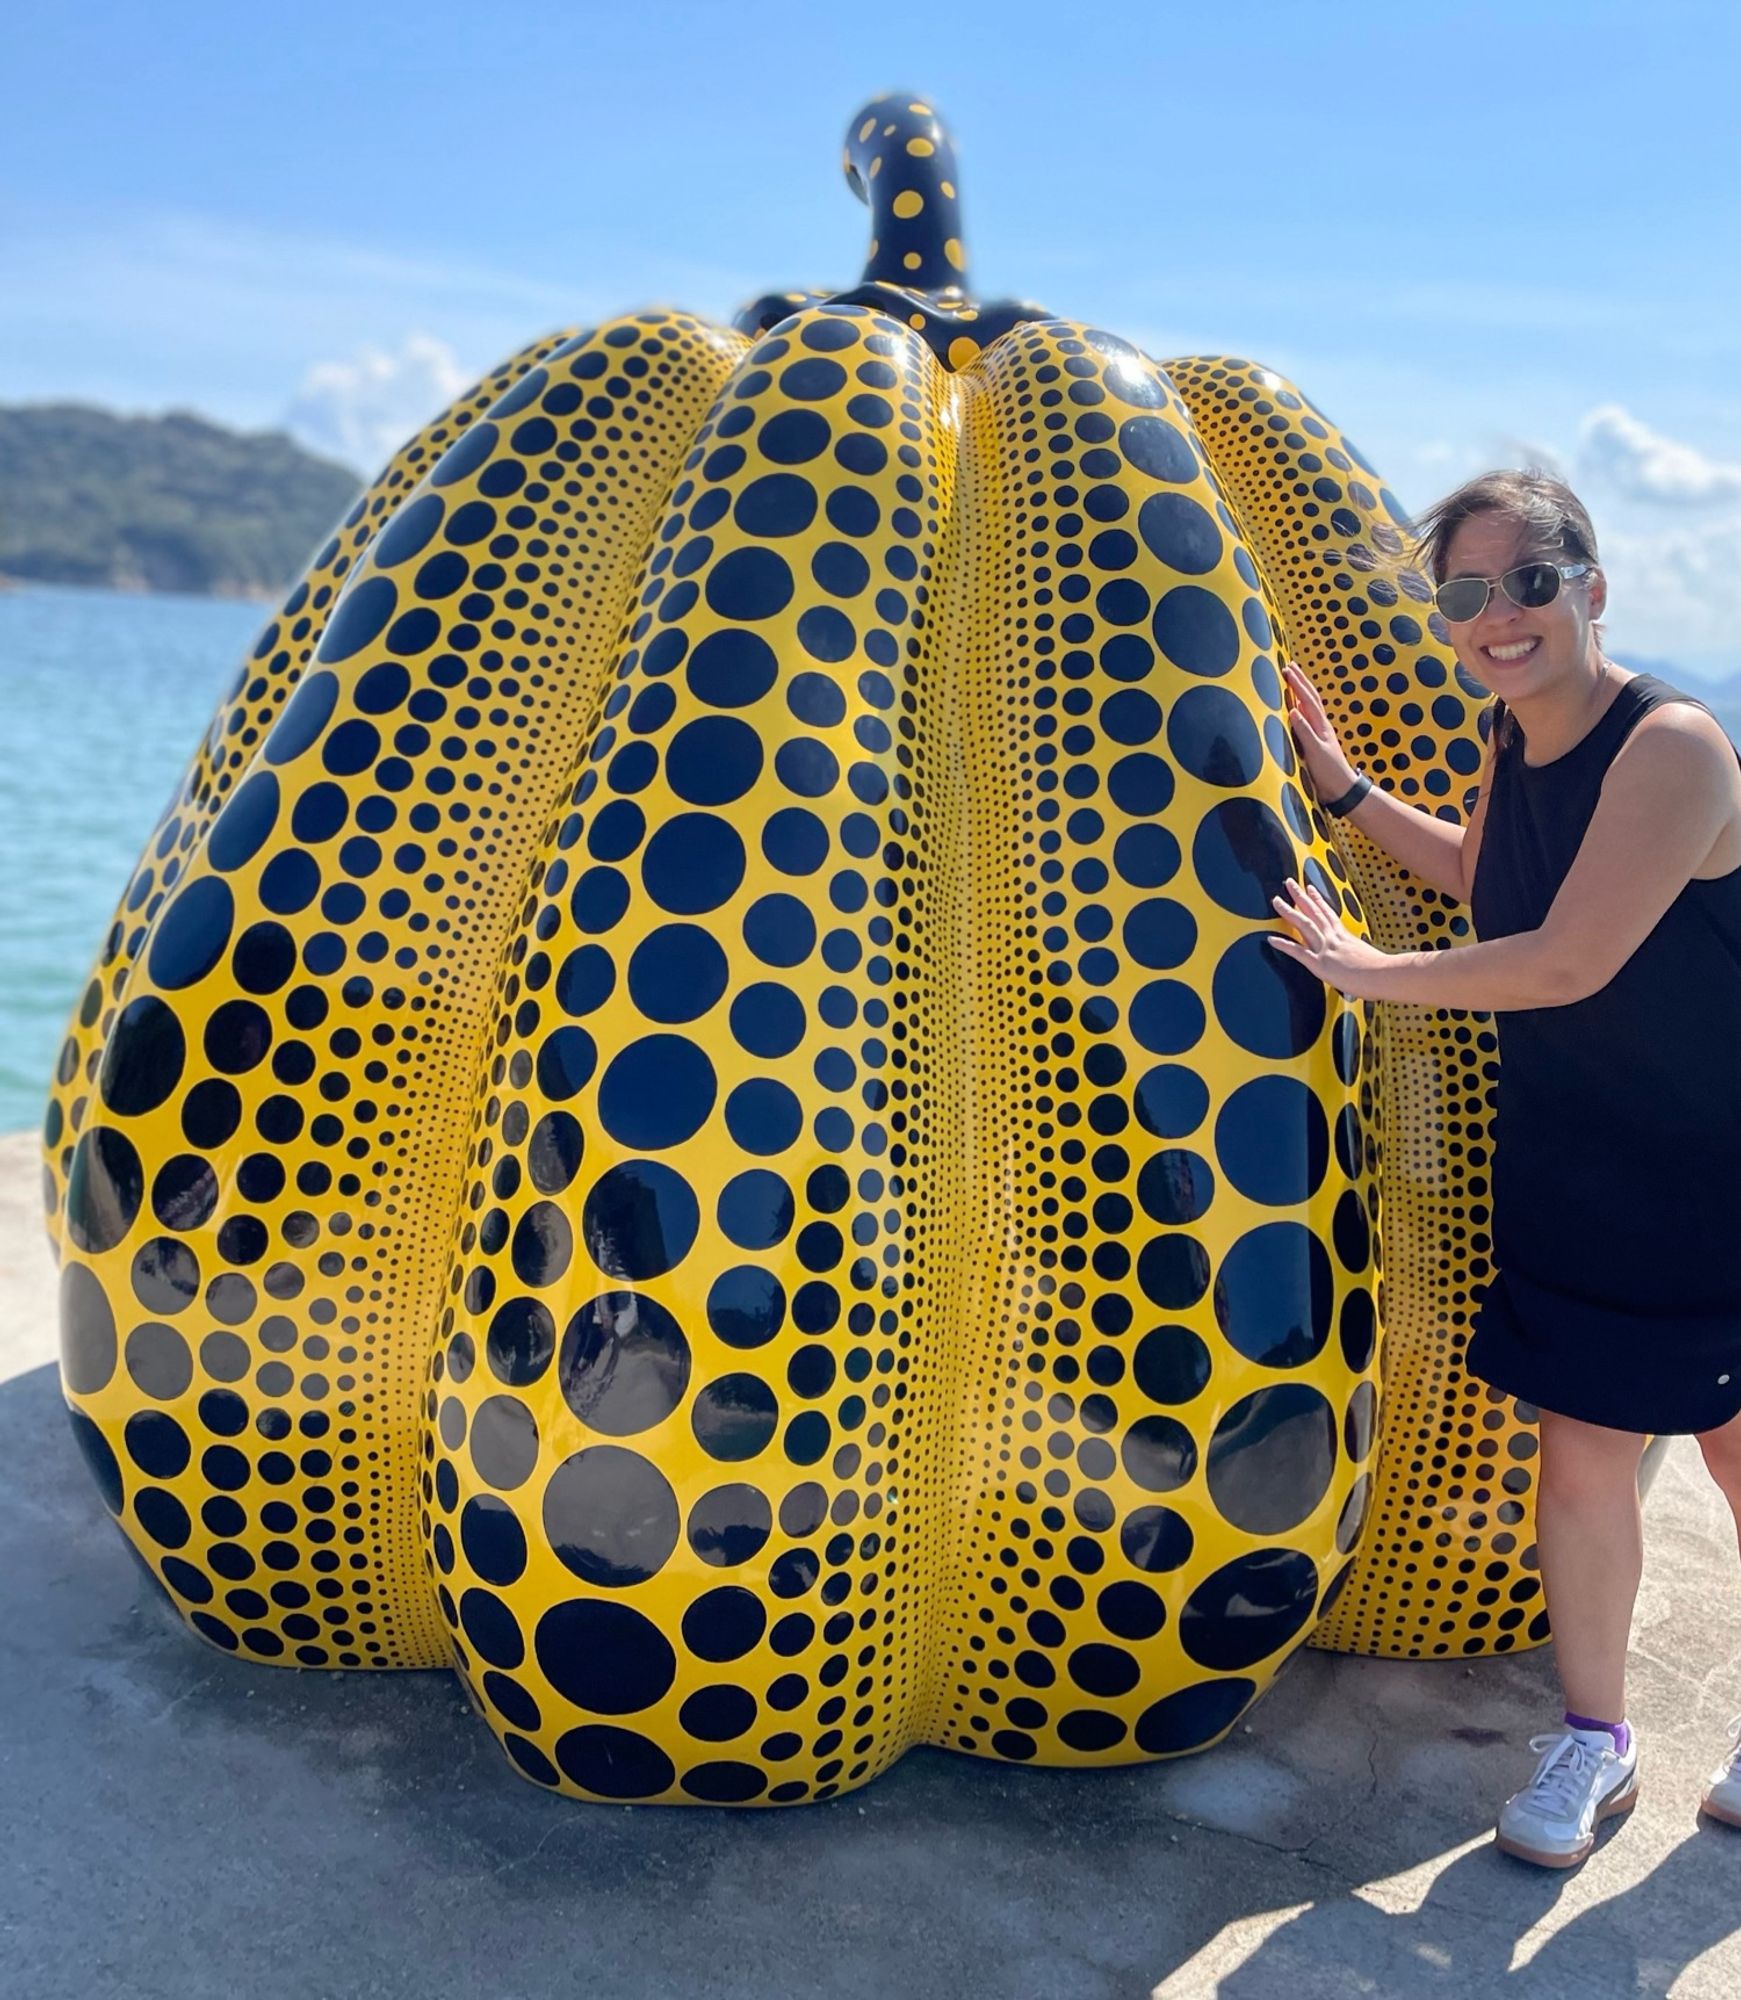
left=1277, top=465, right=1741, bottom=1870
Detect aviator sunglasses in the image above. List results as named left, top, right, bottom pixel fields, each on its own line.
left=1434, top=559, right=1592, bottom=625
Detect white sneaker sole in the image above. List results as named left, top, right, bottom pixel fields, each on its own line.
left=1700, top=1789, right=1741, bottom=1828
left=1494, top=1773, right=1639, bottom=1868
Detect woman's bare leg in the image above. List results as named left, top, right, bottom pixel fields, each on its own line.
left=1534, top=1410, right=1648, bottom=1722
left=1694, top=1404, right=1741, bottom=1560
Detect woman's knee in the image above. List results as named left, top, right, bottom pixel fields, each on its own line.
left=1537, top=1412, right=1647, bottom=1506
left=1696, top=1410, right=1741, bottom=1485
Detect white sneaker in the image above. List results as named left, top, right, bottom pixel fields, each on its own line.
left=1701, top=1715, right=1741, bottom=1827
left=1495, top=1724, right=1639, bottom=1868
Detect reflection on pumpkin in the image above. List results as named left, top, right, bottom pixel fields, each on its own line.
left=43, top=92, right=1528, bottom=1806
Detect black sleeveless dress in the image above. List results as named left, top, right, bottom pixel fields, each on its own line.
left=1467, top=671, right=1741, bottom=1434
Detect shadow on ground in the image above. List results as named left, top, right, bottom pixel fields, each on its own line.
left=4, top=1355, right=1739, bottom=2000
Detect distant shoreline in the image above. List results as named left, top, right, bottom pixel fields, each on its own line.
left=0, top=572, right=281, bottom=604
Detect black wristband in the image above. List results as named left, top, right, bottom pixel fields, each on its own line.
left=1324, top=773, right=1373, bottom=819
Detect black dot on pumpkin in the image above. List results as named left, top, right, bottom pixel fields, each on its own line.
left=134, top=1486, right=191, bottom=1550
left=1136, top=1150, right=1215, bottom=1227
left=1123, top=898, right=1196, bottom=972
left=758, top=410, right=829, bottom=462
left=372, top=492, right=443, bottom=566
left=537, top=1598, right=677, bottom=1715
left=460, top=1495, right=528, bottom=1586
left=687, top=1483, right=774, bottom=1566
left=232, top=922, right=297, bottom=995
left=130, top=1237, right=200, bottom=1315
left=535, top=1025, right=596, bottom=1103
left=1216, top=1077, right=1329, bottom=1206
left=1180, top=1549, right=1321, bottom=1672
left=1207, top=1384, right=1338, bottom=1535
left=124, top=1320, right=192, bottom=1400
left=59, top=1261, right=117, bottom=1394
left=1340, top=1287, right=1377, bottom=1371
left=1212, top=933, right=1326, bottom=1060
left=735, top=474, right=817, bottom=538
left=1057, top=1710, right=1127, bottom=1753
left=527, top=1111, right=584, bottom=1194
left=484, top=1674, right=540, bottom=1731
left=1132, top=1323, right=1212, bottom=1404
left=723, top=1078, right=802, bottom=1156
left=265, top=669, right=339, bottom=765
left=680, top=1683, right=758, bottom=1742
left=558, top=1291, right=691, bottom=1435
left=510, top=1201, right=573, bottom=1289
left=98, top=997, right=185, bottom=1116
left=717, top=1171, right=794, bottom=1251
left=208, top=770, right=280, bottom=872
left=1119, top=415, right=1197, bottom=483
left=66, top=1127, right=143, bottom=1254
left=123, top=1411, right=191, bottom=1479
left=1069, top=1642, right=1142, bottom=1697
left=691, top=1373, right=779, bottom=1462
left=66, top=1406, right=123, bottom=1512
left=642, top=813, right=745, bottom=915
left=554, top=1725, right=675, bottom=1800
left=1139, top=493, right=1223, bottom=576
left=203, top=999, right=272, bottom=1075
left=1193, top=798, right=1297, bottom=917
left=1121, top=1414, right=1198, bottom=1493
left=316, top=576, right=396, bottom=668
left=1114, top=823, right=1180, bottom=889
left=459, top=1588, right=524, bottom=1669
left=1132, top=1063, right=1209, bottom=1139
left=544, top=1445, right=678, bottom=1586
left=666, top=718, right=763, bottom=807
left=1098, top=1580, right=1167, bottom=1640
left=1137, top=1232, right=1211, bottom=1311
left=468, top=1394, right=539, bottom=1490
left=1128, top=979, right=1204, bottom=1055
left=597, top=1035, right=717, bottom=1150
left=582, top=1160, right=699, bottom=1282
left=705, top=548, right=794, bottom=621
left=1153, top=586, right=1240, bottom=678
left=148, top=876, right=234, bottom=990
left=686, top=628, right=779, bottom=709
left=627, top=926, right=728, bottom=1027
left=152, top=1154, right=218, bottom=1231
left=1134, top=1676, right=1256, bottom=1753
left=706, top=1265, right=785, bottom=1348
left=1215, top=1222, right=1334, bottom=1368
left=682, top=1585, right=766, bottom=1663
left=1120, top=1504, right=1194, bottom=1574
left=1167, top=686, right=1264, bottom=786
left=486, top=1296, right=556, bottom=1387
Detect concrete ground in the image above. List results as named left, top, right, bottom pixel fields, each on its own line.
left=3, top=1127, right=1739, bottom=2000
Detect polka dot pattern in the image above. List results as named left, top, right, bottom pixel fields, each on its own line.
left=1167, top=355, right=1536, bottom=1661
left=42, top=109, right=1515, bottom=1804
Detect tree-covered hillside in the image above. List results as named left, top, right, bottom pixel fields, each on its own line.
left=0, top=403, right=360, bottom=597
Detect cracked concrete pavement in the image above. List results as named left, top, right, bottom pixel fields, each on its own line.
left=4, top=1128, right=1740, bottom=1999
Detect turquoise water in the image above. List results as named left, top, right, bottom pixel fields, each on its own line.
left=0, top=584, right=263, bottom=1133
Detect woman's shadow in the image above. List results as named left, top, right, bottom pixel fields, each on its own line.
left=1211, top=1814, right=1740, bottom=1997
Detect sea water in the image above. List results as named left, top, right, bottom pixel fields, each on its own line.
left=0, top=583, right=262, bottom=1132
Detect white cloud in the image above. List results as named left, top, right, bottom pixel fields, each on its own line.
left=1579, top=403, right=1741, bottom=507
left=1600, top=511, right=1741, bottom=676
left=283, top=333, right=472, bottom=473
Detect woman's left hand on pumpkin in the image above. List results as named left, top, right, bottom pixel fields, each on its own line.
left=1268, top=878, right=1392, bottom=995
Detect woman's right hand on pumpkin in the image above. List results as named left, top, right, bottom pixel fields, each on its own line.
left=1282, top=660, right=1359, bottom=801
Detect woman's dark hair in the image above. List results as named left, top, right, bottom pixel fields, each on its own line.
left=1411, top=466, right=1601, bottom=584
left=1411, top=468, right=1605, bottom=749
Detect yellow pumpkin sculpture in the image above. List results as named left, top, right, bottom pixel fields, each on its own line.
left=42, top=93, right=1534, bottom=1805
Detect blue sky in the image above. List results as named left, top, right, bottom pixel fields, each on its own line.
left=7, top=0, right=1740, bottom=673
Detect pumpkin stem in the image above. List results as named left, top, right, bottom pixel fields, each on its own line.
left=844, top=94, right=968, bottom=296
